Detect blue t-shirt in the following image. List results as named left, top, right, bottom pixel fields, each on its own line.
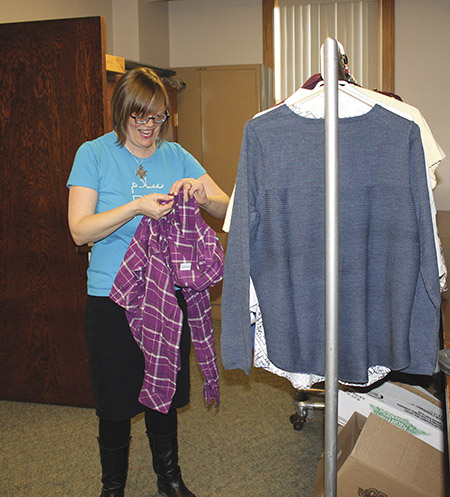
left=67, top=132, right=206, bottom=296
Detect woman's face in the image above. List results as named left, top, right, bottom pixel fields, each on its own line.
left=124, top=106, right=166, bottom=157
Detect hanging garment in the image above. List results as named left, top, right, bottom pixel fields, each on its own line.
left=221, top=103, right=441, bottom=384
left=223, top=85, right=446, bottom=387
left=224, top=190, right=391, bottom=389
left=110, top=191, right=224, bottom=413
left=349, top=86, right=447, bottom=291
left=224, top=82, right=445, bottom=388
left=291, top=77, right=446, bottom=189
left=283, top=83, right=447, bottom=292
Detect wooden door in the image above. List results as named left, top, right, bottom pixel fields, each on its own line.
left=174, top=65, right=264, bottom=314
left=175, top=65, right=263, bottom=229
left=0, top=17, right=109, bottom=407
left=200, top=66, right=262, bottom=197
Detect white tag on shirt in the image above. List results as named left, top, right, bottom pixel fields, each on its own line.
left=180, top=262, right=192, bottom=271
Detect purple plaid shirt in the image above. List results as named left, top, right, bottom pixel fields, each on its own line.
left=110, top=191, right=224, bottom=413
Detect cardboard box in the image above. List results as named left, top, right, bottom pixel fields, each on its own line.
left=338, top=381, right=444, bottom=451
left=313, top=412, right=447, bottom=497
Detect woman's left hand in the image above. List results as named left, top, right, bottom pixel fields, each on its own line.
left=169, top=173, right=229, bottom=219
left=169, top=178, right=207, bottom=206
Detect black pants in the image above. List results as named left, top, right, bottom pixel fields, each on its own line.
left=85, top=291, right=191, bottom=422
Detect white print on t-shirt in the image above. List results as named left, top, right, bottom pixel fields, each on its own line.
left=131, top=178, right=165, bottom=199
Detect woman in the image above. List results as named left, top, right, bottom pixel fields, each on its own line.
left=67, top=67, right=229, bottom=497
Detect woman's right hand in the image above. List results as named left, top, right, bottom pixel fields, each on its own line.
left=135, top=193, right=175, bottom=220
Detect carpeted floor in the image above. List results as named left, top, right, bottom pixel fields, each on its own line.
left=0, top=320, right=324, bottom=497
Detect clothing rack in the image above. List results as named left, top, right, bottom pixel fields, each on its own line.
left=287, top=37, right=341, bottom=495
left=323, top=36, right=339, bottom=497
left=289, top=37, right=341, bottom=495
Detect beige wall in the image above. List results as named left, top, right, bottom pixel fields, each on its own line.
left=138, top=0, right=170, bottom=68
left=111, top=0, right=140, bottom=60
left=396, top=0, right=450, bottom=211
left=112, top=0, right=170, bottom=67
left=168, top=0, right=263, bottom=67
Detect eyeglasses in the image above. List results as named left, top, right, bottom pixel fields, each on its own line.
left=130, top=112, right=169, bottom=125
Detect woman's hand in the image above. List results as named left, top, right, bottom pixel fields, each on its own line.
left=135, top=193, right=175, bottom=220
left=68, top=186, right=175, bottom=246
left=169, top=174, right=230, bottom=219
left=169, top=177, right=207, bottom=205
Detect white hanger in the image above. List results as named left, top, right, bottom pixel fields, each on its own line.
left=285, top=79, right=418, bottom=123
left=353, top=86, right=414, bottom=121
left=287, top=80, right=374, bottom=108
left=285, top=80, right=375, bottom=120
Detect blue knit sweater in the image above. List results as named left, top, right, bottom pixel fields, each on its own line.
left=221, top=104, right=440, bottom=382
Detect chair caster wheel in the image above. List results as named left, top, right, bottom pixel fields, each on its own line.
left=290, top=413, right=305, bottom=431
left=293, top=421, right=304, bottom=431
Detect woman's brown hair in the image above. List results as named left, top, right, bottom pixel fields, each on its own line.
left=111, top=67, right=170, bottom=146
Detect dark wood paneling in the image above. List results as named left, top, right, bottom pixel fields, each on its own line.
left=0, top=17, right=109, bottom=407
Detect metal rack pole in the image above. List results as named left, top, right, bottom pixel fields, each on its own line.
left=323, top=36, right=339, bottom=497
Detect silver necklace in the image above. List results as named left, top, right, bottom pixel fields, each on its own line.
left=125, top=145, right=148, bottom=180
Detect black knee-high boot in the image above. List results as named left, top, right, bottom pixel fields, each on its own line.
left=147, top=431, right=196, bottom=497
left=98, top=438, right=131, bottom=497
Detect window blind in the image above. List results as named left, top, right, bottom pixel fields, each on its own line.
left=275, top=0, right=378, bottom=102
